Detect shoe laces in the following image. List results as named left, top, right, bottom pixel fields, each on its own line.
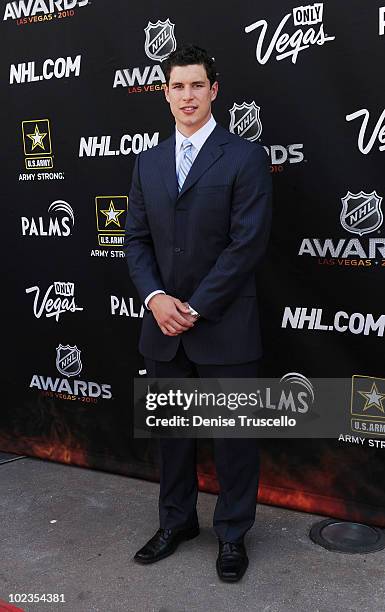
left=220, top=541, right=243, bottom=557
left=159, top=527, right=173, bottom=540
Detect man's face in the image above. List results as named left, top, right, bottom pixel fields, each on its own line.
left=165, top=64, right=218, bottom=136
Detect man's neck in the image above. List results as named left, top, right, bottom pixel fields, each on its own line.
left=176, top=114, right=212, bottom=138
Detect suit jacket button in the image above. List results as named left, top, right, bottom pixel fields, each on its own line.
left=174, top=247, right=182, bottom=253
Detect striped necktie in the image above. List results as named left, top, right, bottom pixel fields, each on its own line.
left=177, top=139, right=193, bottom=191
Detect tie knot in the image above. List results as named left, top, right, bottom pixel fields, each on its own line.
left=182, top=139, right=192, bottom=151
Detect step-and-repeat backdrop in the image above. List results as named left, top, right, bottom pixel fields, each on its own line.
left=2, top=0, right=385, bottom=525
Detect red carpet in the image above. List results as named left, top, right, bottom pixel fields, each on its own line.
left=0, top=600, right=26, bottom=612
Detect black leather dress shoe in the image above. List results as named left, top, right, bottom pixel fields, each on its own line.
left=133, top=524, right=200, bottom=564
left=216, top=540, right=249, bottom=582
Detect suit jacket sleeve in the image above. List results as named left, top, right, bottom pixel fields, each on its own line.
left=188, top=145, right=272, bottom=321
left=124, top=154, right=165, bottom=303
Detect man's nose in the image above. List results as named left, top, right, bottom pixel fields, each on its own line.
left=182, top=87, right=193, bottom=100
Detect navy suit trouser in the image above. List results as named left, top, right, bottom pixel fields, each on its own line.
left=145, top=342, right=260, bottom=544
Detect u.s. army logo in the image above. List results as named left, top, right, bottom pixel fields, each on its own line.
left=95, top=195, right=128, bottom=247
left=22, top=118, right=53, bottom=170
left=351, top=375, right=385, bottom=436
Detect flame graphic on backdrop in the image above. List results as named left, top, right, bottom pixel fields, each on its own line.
left=195, top=441, right=385, bottom=528
left=0, top=432, right=88, bottom=465
left=1, top=420, right=384, bottom=527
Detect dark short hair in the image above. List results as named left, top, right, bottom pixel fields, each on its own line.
left=163, top=44, right=218, bottom=86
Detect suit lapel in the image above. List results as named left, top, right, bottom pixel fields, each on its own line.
left=177, top=125, right=228, bottom=199
left=158, top=134, right=178, bottom=202
left=156, top=125, right=231, bottom=202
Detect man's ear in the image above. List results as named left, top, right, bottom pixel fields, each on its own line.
left=164, top=85, right=170, bottom=103
left=211, top=81, right=219, bottom=102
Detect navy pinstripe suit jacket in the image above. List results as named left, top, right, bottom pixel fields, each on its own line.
left=124, top=124, right=272, bottom=364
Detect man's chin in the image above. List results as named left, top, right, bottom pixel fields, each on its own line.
left=178, top=115, right=207, bottom=132
left=179, top=116, right=197, bottom=126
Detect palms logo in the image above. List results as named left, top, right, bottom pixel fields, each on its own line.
left=280, top=372, right=315, bottom=412
left=21, top=199, right=75, bottom=237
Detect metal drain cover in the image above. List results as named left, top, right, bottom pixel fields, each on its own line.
left=309, top=519, right=385, bottom=553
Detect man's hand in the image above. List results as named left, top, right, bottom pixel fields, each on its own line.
left=148, top=294, right=196, bottom=336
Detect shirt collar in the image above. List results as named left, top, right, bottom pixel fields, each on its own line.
left=175, top=115, right=217, bottom=153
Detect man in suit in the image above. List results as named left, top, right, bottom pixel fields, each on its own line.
left=124, top=44, right=272, bottom=582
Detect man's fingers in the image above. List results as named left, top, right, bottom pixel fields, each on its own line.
left=165, top=322, right=183, bottom=334
left=172, top=312, right=194, bottom=327
left=174, top=299, right=190, bottom=314
left=160, top=321, right=181, bottom=335
left=160, top=325, right=175, bottom=336
left=152, top=298, right=195, bottom=334
left=172, top=303, right=194, bottom=327
left=160, top=324, right=180, bottom=336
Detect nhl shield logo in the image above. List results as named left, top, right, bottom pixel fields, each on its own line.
left=229, top=102, right=262, bottom=142
left=340, top=191, right=383, bottom=236
left=144, top=19, right=177, bottom=62
left=56, top=344, right=82, bottom=378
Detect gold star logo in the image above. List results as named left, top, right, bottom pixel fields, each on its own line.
left=26, top=124, right=47, bottom=151
left=358, top=382, right=385, bottom=413
left=100, top=200, right=125, bottom=227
